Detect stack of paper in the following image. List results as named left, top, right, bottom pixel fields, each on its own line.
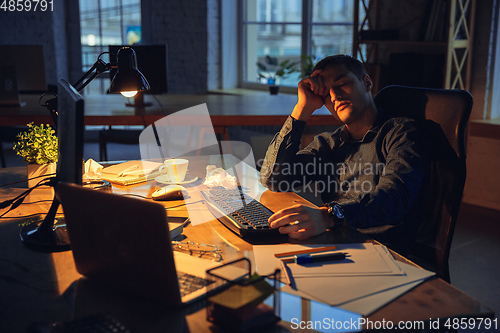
left=253, top=243, right=435, bottom=316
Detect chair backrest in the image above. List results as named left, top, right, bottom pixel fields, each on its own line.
left=374, top=85, right=473, bottom=282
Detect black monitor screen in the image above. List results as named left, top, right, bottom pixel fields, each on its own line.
left=109, top=44, right=168, bottom=94
left=56, top=79, right=84, bottom=185
left=0, top=45, right=47, bottom=93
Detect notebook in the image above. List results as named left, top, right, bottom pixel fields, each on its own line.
left=100, top=160, right=163, bottom=186
left=56, top=182, right=243, bottom=306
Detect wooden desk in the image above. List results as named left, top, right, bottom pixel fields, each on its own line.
left=0, top=157, right=494, bottom=332
left=0, top=93, right=341, bottom=129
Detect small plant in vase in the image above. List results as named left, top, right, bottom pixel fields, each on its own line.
left=13, top=122, right=58, bottom=187
left=257, top=55, right=299, bottom=94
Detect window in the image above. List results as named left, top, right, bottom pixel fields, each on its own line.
left=242, top=0, right=362, bottom=88
left=79, top=0, right=141, bottom=95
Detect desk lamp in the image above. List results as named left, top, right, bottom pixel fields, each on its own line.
left=44, top=47, right=150, bottom=125
left=109, top=47, right=152, bottom=116
left=20, top=47, right=150, bottom=252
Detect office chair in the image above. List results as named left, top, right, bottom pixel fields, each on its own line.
left=99, top=127, right=143, bottom=161
left=374, top=85, right=473, bottom=283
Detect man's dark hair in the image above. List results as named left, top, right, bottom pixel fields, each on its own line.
left=313, top=55, right=367, bottom=81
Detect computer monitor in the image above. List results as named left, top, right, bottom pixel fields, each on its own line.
left=0, top=45, right=47, bottom=93
left=56, top=79, right=84, bottom=185
left=109, top=44, right=168, bottom=94
left=19, top=79, right=84, bottom=252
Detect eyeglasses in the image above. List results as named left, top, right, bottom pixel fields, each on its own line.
left=172, top=241, right=223, bottom=262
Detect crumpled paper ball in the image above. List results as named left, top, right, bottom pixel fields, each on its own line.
left=203, top=165, right=237, bottom=190
left=82, top=158, right=103, bottom=182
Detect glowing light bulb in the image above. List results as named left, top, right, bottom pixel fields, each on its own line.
left=120, top=91, right=137, bottom=97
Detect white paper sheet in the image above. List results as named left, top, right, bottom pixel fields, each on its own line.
left=253, top=243, right=404, bottom=277
left=281, top=276, right=426, bottom=316
left=292, top=262, right=435, bottom=307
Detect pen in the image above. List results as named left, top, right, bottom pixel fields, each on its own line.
left=274, top=245, right=338, bottom=258
left=294, top=252, right=347, bottom=264
left=118, top=165, right=140, bottom=177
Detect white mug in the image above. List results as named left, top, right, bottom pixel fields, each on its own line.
left=159, top=158, right=189, bottom=183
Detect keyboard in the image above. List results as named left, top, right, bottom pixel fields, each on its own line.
left=178, top=271, right=215, bottom=297
left=200, top=188, right=278, bottom=237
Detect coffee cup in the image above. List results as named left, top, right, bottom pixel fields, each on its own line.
left=159, top=158, right=189, bottom=183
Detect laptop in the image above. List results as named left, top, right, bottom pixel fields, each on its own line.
left=56, top=182, right=244, bottom=306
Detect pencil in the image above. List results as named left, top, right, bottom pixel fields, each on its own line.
left=274, top=245, right=338, bottom=258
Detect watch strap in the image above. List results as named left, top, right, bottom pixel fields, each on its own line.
left=323, top=201, right=345, bottom=223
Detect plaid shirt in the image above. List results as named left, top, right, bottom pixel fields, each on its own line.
left=260, top=111, right=427, bottom=234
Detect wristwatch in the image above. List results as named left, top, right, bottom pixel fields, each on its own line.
left=323, top=201, right=346, bottom=224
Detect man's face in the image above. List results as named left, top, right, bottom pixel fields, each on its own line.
left=319, top=64, right=373, bottom=125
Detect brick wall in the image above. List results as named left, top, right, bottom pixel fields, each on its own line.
left=0, top=3, right=68, bottom=88
left=142, top=0, right=210, bottom=94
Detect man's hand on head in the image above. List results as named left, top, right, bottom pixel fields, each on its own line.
left=268, top=204, right=335, bottom=240
left=291, top=69, right=327, bottom=122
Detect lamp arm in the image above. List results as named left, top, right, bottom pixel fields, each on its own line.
left=72, top=62, right=98, bottom=91
left=73, top=58, right=117, bottom=93
left=74, top=67, right=100, bottom=93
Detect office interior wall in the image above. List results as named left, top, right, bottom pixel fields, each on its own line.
left=206, top=0, right=239, bottom=91
left=487, top=0, right=500, bottom=119
left=463, top=136, right=500, bottom=210
left=469, top=0, right=495, bottom=121
left=52, top=0, right=69, bottom=86
left=207, top=0, right=220, bottom=91
left=66, top=0, right=83, bottom=86
left=462, top=0, right=500, bottom=211
left=0, top=5, right=70, bottom=89
left=220, top=0, right=239, bottom=89
left=141, top=0, right=209, bottom=94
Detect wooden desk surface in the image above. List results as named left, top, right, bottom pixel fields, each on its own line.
left=0, top=92, right=341, bottom=127
left=0, top=157, right=493, bottom=332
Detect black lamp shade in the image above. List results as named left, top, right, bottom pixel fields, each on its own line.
left=108, top=47, right=150, bottom=93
